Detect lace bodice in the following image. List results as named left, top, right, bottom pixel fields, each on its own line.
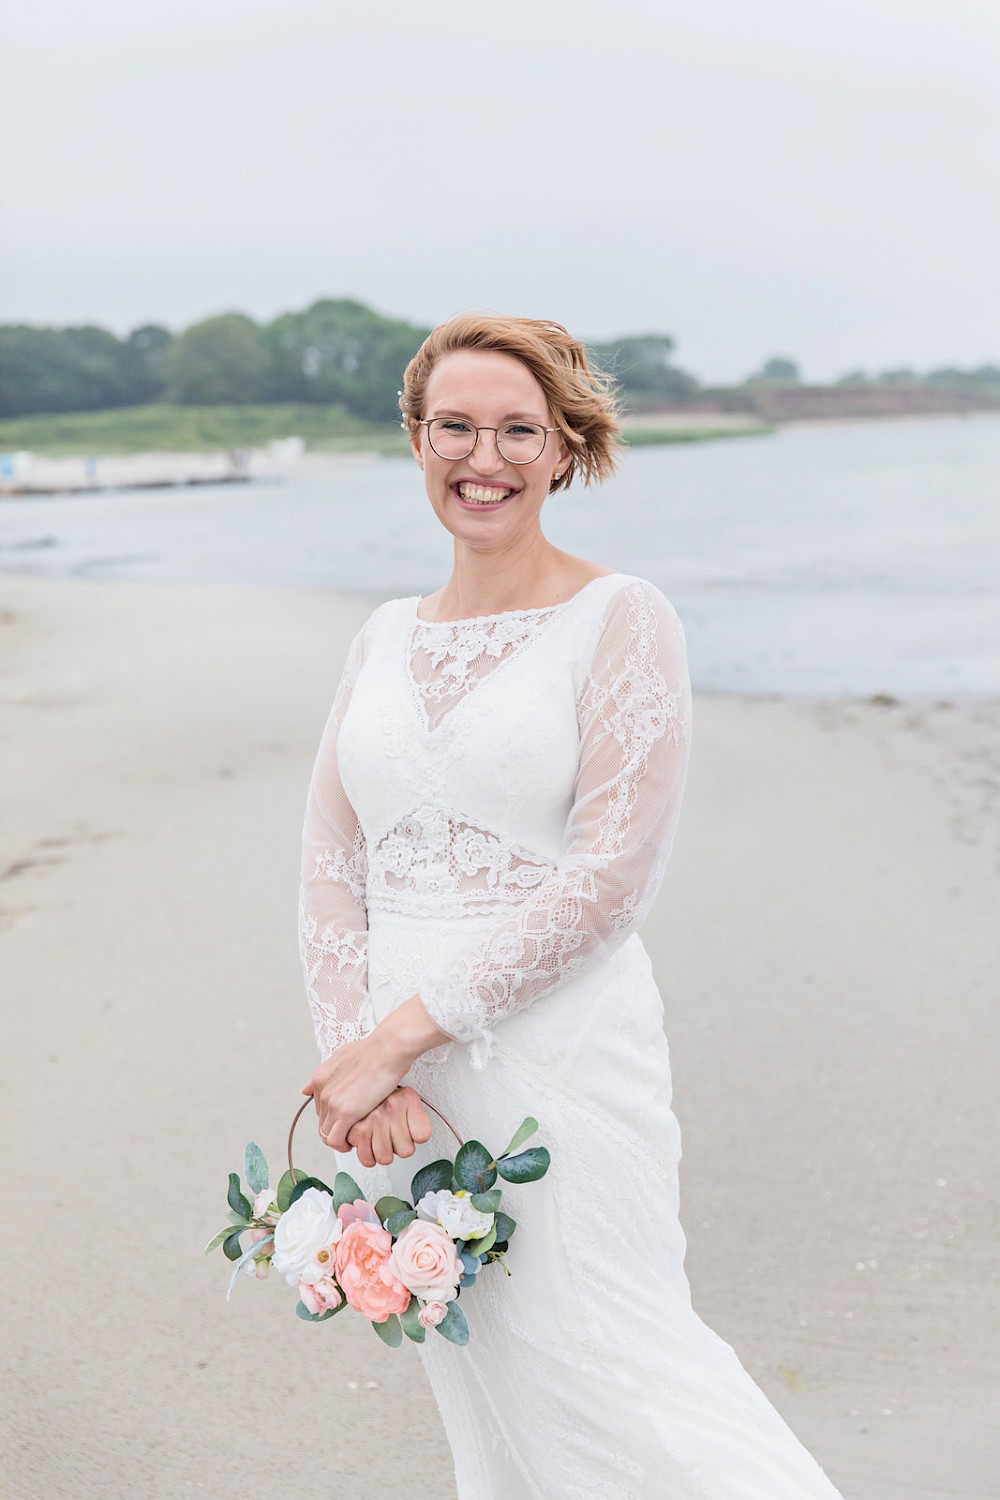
left=298, top=573, right=693, bottom=1067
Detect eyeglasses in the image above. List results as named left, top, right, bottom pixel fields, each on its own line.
left=418, top=417, right=559, bottom=464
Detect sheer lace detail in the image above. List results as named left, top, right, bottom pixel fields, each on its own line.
left=409, top=604, right=567, bottom=732
left=367, top=805, right=554, bottom=918
left=415, top=580, right=692, bottom=1056
left=298, top=618, right=376, bottom=1061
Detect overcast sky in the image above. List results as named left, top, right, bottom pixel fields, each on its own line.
left=2, top=0, right=998, bottom=383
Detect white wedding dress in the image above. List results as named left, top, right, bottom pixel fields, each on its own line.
left=298, top=571, right=846, bottom=1499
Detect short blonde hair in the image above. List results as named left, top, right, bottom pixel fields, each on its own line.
left=399, top=312, right=623, bottom=493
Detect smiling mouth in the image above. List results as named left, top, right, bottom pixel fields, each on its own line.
left=453, top=482, right=515, bottom=506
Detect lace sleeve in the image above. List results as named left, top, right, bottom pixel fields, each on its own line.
left=298, top=619, right=374, bottom=1061
left=416, top=579, right=693, bottom=1065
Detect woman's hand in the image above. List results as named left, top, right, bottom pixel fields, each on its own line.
left=345, top=1086, right=433, bottom=1168
left=301, top=1032, right=409, bottom=1152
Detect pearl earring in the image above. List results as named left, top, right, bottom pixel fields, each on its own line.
left=553, top=471, right=561, bottom=481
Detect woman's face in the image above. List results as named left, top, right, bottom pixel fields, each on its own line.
left=410, top=349, right=571, bottom=550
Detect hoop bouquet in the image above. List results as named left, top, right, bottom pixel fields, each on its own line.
left=205, top=1093, right=550, bottom=1347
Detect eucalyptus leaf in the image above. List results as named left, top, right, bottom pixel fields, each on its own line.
left=459, top=1270, right=477, bottom=1288
left=471, top=1225, right=497, bottom=1256
left=333, top=1171, right=363, bottom=1211
left=222, top=1229, right=244, bottom=1262
left=410, top=1158, right=453, bottom=1204
left=494, top=1211, right=517, bottom=1241
left=226, top=1208, right=251, bottom=1227
left=435, top=1299, right=470, bottom=1345
left=276, top=1167, right=300, bottom=1213
left=385, top=1208, right=417, bottom=1235
left=454, top=1140, right=497, bottom=1193
left=458, top=1249, right=481, bottom=1275
left=496, top=1146, right=550, bottom=1184
left=375, top=1195, right=412, bottom=1224
left=398, top=1298, right=426, bottom=1342
left=295, top=1301, right=337, bottom=1322
left=372, top=1313, right=403, bottom=1348
left=499, top=1116, right=538, bottom=1159
left=243, top=1142, right=269, bottom=1196
left=470, top=1189, right=502, bottom=1212
left=203, top=1226, right=232, bottom=1256
left=227, top=1172, right=251, bottom=1219
left=288, top=1175, right=333, bottom=1209
left=225, top=1232, right=273, bottom=1301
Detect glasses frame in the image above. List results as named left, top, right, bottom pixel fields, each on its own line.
left=418, top=417, right=560, bottom=465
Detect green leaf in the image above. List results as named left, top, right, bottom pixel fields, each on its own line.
left=494, top=1211, right=517, bottom=1241
left=276, top=1167, right=301, bottom=1213
left=295, top=1300, right=338, bottom=1323
left=243, top=1142, right=269, bottom=1196
left=470, top=1189, right=502, bottom=1212
left=496, top=1146, right=550, bottom=1184
left=333, top=1171, right=364, bottom=1211
left=454, top=1140, right=497, bottom=1193
left=458, top=1249, right=480, bottom=1274
left=410, top=1158, right=453, bottom=1205
left=226, top=1208, right=251, bottom=1227
left=225, top=1232, right=273, bottom=1300
left=385, top=1208, right=417, bottom=1235
left=471, top=1225, right=497, bottom=1256
left=435, top=1300, right=470, bottom=1345
left=227, top=1172, right=251, bottom=1218
left=375, top=1195, right=412, bottom=1224
left=372, top=1313, right=403, bottom=1348
left=287, top=1174, right=333, bottom=1208
left=398, top=1297, right=426, bottom=1343
left=204, top=1226, right=233, bottom=1256
left=499, top=1116, right=538, bottom=1159
left=222, top=1229, right=245, bottom=1261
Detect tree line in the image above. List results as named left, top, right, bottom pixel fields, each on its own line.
left=0, top=300, right=697, bottom=420
left=2, top=298, right=997, bottom=420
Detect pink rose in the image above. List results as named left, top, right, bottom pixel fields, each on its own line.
left=418, top=1300, right=449, bottom=1329
left=299, top=1277, right=344, bottom=1314
left=338, top=1198, right=381, bottom=1230
left=333, top=1221, right=411, bottom=1323
left=388, top=1219, right=463, bottom=1303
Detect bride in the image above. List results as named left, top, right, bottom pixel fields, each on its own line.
left=297, top=313, right=847, bottom=1498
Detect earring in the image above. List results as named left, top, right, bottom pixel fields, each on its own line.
left=553, top=471, right=561, bottom=481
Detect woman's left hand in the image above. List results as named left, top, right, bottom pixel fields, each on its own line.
left=300, top=1033, right=407, bottom=1153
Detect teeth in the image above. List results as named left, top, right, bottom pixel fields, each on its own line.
left=458, top=484, right=512, bottom=505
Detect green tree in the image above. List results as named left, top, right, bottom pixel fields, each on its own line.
left=589, top=334, right=699, bottom=402
left=120, top=324, right=172, bottom=404
left=748, top=356, right=801, bottom=385
left=165, top=314, right=271, bottom=404
left=260, top=298, right=429, bottom=420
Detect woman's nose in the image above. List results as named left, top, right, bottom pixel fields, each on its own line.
left=468, top=429, right=506, bottom=472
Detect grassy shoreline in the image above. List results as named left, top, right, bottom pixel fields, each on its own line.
left=0, top=402, right=770, bottom=458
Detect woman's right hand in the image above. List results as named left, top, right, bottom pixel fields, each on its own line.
left=342, top=1085, right=433, bottom=1168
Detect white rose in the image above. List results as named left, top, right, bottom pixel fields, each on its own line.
left=417, top=1188, right=494, bottom=1242
left=271, top=1188, right=340, bottom=1286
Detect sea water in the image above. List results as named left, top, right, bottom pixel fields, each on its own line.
left=1, top=413, right=997, bottom=698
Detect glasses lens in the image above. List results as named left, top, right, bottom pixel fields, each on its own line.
left=497, top=423, right=546, bottom=463
left=427, top=418, right=475, bottom=459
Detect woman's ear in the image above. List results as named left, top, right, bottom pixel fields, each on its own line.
left=409, top=432, right=424, bottom=470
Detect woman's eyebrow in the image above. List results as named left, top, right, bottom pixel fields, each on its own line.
left=429, top=408, right=548, bottom=422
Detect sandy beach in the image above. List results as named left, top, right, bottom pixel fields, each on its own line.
left=1, top=571, right=997, bottom=1500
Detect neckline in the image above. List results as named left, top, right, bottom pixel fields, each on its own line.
left=412, top=572, right=623, bottom=626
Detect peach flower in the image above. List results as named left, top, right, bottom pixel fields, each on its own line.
left=418, top=1300, right=449, bottom=1329
left=388, top=1219, right=463, bottom=1303
left=299, top=1277, right=344, bottom=1314
left=338, top=1198, right=381, bottom=1230
left=333, top=1220, right=411, bottom=1323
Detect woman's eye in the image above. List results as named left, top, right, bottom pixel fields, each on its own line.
left=504, top=425, right=537, bottom=437
left=441, top=421, right=472, bottom=433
